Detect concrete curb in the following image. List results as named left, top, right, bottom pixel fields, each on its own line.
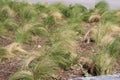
left=69, top=74, right=120, bottom=80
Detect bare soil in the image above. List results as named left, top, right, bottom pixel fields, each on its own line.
left=0, top=36, right=13, bottom=47
left=0, top=55, right=23, bottom=80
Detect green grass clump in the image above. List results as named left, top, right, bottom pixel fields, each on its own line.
left=15, top=31, right=32, bottom=44
left=93, top=50, right=115, bottom=75
left=44, top=16, right=55, bottom=26
left=50, top=51, right=72, bottom=70
left=20, top=6, right=37, bottom=21
left=0, top=48, right=8, bottom=62
left=101, top=11, right=120, bottom=24
left=33, top=57, right=58, bottom=80
left=30, top=27, right=49, bottom=38
left=34, top=3, right=50, bottom=14
left=95, top=1, right=109, bottom=14
left=0, top=6, right=15, bottom=21
left=109, top=37, right=120, bottom=58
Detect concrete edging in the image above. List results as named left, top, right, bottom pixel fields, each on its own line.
left=69, top=74, right=120, bottom=80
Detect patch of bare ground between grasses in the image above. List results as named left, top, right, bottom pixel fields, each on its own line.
left=114, top=61, right=120, bottom=73
left=0, top=55, right=23, bottom=80
left=77, top=42, right=96, bottom=55
left=0, top=36, right=13, bottom=47
left=59, top=69, right=85, bottom=80
left=22, top=36, right=47, bottom=51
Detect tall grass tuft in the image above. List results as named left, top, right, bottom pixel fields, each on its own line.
left=92, top=49, right=115, bottom=75
left=95, top=1, right=109, bottom=14
left=109, top=37, right=120, bottom=58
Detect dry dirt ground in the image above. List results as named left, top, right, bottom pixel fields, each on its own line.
left=0, top=55, right=23, bottom=80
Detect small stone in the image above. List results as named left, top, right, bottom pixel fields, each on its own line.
left=37, top=45, right=41, bottom=48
